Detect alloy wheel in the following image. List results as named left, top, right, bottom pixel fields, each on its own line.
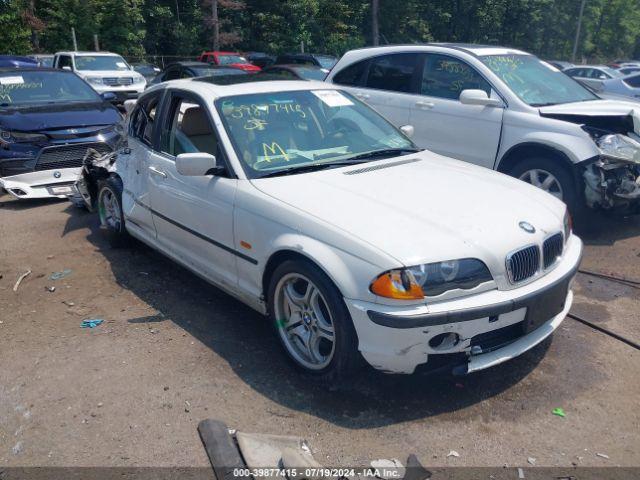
left=518, top=168, right=564, bottom=200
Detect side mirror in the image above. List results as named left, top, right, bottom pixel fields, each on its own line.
left=123, top=99, right=137, bottom=114
left=176, top=152, right=219, bottom=176
left=101, top=92, right=117, bottom=102
left=459, top=89, right=503, bottom=107
left=399, top=125, right=414, bottom=138
left=62, top=66, right=71, bottom=71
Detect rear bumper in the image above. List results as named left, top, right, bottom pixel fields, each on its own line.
left=0, top=168, right=80, bottom=199
left=345, top=235, right=582, bottom=374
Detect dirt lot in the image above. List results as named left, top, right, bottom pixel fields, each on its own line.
left=1, top=193, right=639, bottom=469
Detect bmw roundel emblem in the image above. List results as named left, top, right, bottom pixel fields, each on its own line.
left=53, top=171, right=61, bottom=179
left=519, top=221, right=536, bottom=234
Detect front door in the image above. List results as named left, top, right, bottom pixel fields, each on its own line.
left=146, top=90, right=238, bottom=290
left=409, top=53, right=504, bottom=169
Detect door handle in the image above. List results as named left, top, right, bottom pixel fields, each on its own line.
left=415, top=101, right=435, bottom=109
left=148, top=166, right=167, bottom=178
left=355, top=92, right=370, bottom=100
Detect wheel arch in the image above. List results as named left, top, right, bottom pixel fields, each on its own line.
left=496, top=142, right=575, bottom=176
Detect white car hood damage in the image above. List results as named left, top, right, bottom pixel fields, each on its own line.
left=539, top=99, right=640, bottom=135
left=252, top=152, right=565, bottom=267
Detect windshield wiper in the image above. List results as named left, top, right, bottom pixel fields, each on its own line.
left=257, top=159, right=373, bottom=178
left=342, top=147, right=421, bottom=162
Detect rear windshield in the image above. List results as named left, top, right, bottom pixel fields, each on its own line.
left=75, top=55, right=130, bottom=71
left=0, top=71, right=100, bottom=106
left=218, top=55, right=248, bottom=65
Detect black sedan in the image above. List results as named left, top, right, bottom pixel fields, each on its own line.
left=260, top=64, right=328, bottom=81
left=148, top=62, right=247, bottom=87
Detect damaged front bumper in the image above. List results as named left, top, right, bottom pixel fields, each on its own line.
left=582, top=156, right=640, bottom=212
left=345, top=235, right=582, bottom=375
left=0, top=168, right=81, bottom=199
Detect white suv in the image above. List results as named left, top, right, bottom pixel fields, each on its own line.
left=53, top=51, right=146, bottom=102
left=326, top=44, right=640, bottom=216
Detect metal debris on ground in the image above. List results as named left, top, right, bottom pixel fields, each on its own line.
left=446, top=450, right=460, bottom=458
left=45, top=286, right=56, bottom=292
left=552, top=407, right=566, bottom=417
left=49, top=269, right=72, bottom=281
left=371, top=458, right=405, bottom=479
left=527, top=457, right=536, bottom=465
left=81, top=319, right=104, bottom=329
left=596, top=452, right=610, bottom=459
left=13, top=270, right=31, bottom=292
left=517, top=467, right=525, bottom=479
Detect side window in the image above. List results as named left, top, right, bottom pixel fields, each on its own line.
left=165, top=67, right=182, bottom=81
left=129, top=92, right=161, bottom=147
left=160, top=97, right=218, bottom=157
left=58, top=55, right=72, bottom=69
left=624, top=76, right=640, bottom=88
left=365, top=53, right=419, bottom=93
left=421, top=54, right=491, bottom=100
left=333, top=59, right=369, bottom=86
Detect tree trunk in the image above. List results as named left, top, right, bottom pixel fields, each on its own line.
left=371, top=0, right=379, bottom=46
left=212, top=0, right=219, bottom=51
left=29, top=0, right=40, bottom=51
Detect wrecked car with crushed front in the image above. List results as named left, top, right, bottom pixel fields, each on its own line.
left=326, top=45, right=640, bottom=217
left=74, top=78, right=583, bottom=382
left=0, top=68, right=122, bottom=199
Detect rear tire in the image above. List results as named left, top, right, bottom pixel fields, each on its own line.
left=97, top=176, right=129, bottom=247
left=267, top=259, right=362, bottom=386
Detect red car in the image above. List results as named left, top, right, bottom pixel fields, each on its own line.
left=197, top=51, right=261, bottom=72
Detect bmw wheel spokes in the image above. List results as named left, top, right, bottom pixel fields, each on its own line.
left=519, top=168, right=564, bottom=200
left=274, top=273, right=336, bottom=370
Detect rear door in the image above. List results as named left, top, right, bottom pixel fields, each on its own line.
left=333, top=53, right=420, bottom=127
left=409, top=53, right=504, bottom=168
left=146, top=89, right=239, bottom=289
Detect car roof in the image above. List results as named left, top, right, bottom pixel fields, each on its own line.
left=55, top=51, right=122, bottom=56
left=150, top=78, right=335, bottom=99
left=267, top=64, right=322, bottom=70
left=341, top=43, right=531, bottom=57
left=0, top=67, right=62, bottom=73
left=171, top=61, right=218, bottom=67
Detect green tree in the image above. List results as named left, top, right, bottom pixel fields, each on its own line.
left=0, top=0, right=32, bottom=53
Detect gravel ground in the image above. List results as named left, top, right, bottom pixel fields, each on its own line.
left=0, top=194, right=639, bottom=469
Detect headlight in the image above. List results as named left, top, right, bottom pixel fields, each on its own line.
left=370, top=258, right=493, bottom=300
left=563, top=210, right=572, bottom=243
left=86, top=76, right=104, bottom=85
left=133, top=75, right=145, bottom=84
left=597, top=134, right=640, bottom=163
left=0, top=129, right=47, bottom=144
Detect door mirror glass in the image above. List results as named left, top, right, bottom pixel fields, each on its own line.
left=62, top=65, right=72, bottom=71
left=459, top=89, right=502, bottom=107
left=176, top=153, right=218, bottom=176
left=399, top=125, right=414, bottom=138
left=101, top=92, right=117, bottom=102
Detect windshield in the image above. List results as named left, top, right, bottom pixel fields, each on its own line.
left=0, top=70, right=100, bottom=106
left=218, top=55, right=248, bottom=65
left=294, top=67, right=328, bottom=80
left=75, top=55, right=130, bottom=71
left=481, top=54, right=597, bottom=106
left=316, top=55, right=337, bottom=69
left=217, top=89, right=416, bottom=178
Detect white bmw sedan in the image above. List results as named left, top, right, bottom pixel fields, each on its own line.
left=84, top=77, right=582, bottom=381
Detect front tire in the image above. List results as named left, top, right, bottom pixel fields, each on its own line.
left=97, top=176, right=129, bottom=247
left=267, top=259, right=361, bottom=384
left=509, top=157, right=579, bottom=213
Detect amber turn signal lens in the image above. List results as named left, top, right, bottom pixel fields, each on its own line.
left=370, top=270, right=424, bottom=300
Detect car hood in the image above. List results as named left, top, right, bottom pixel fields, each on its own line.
left=0, top=102, right=121, bottom=132
left=76, top=69, right=135, bottom=77
left=539, top=99, right=640, bottom=135
left=251, top=151, right=565, bottom=267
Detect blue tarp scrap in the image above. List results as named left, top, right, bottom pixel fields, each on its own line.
left=81, top=319, right=104, bottom=329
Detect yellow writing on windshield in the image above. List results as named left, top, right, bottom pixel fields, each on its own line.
left=244, top=118, right=268, bottom=130
left=0, top=82, right=44, bottom=103
left=230, top=102, right=306, bottom=119
left=262, top=142, right=289, bottom=163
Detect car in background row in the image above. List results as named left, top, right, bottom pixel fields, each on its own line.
left=53, top=51, right=146, bottom=102
left=564, top=65, right=623, bottom=90
left=0, top=56, right=38, bottom=68
left=275, top=53, right=337, bottom=71
left=260, top=64, right=328, bottom=81
left=79, top=78, right=581, bottom=380
left=589, top=72, right=640, bottom=99
left=28, top=54, right=54, bottom=67
left=198, top=51, right=261, bottom=72
left=148, top=62, right=247, bottom=87
left=131, top=63, right=161, bottom=83
left=0, top=68, right=121, bottom=199
left=326, top=44, right=640, bottom=216
left=546, top=60, right=574, bottom=71
left=245, top=52, right=276, bottom=69
left=617, top=66, right=640, bottom=76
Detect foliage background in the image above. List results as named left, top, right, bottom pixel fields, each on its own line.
left=1, top=0, right=640, bottom=62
